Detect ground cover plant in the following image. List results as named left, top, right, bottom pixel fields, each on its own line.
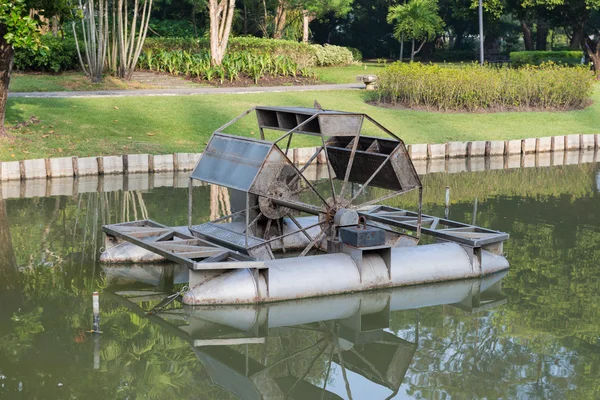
left=2, top=85, right=599, bottom=161
left=137, top=49, right=316, bottom=84
left=376, top=62, right=596, bottom=111
left=142, top=37, right=355, bottom=68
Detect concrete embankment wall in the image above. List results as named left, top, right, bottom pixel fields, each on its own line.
left=1, top=148, right=597, bottom=201
left=0, top=134, right=598, bottom=185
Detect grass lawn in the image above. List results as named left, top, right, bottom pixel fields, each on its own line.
left=1, top=84, right=599, bottom=161
left=8, top=72, right=156, bottom=92
left=315, top=63, right=387, bottom=84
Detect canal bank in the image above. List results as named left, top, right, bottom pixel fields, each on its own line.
left=1, top=134, right=598, bottom=182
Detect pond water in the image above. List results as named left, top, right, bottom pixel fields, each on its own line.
left=1, top=157, right=599, bottom=399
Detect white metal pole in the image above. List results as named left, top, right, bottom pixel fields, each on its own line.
left=479, top=0, right=484, bottom=65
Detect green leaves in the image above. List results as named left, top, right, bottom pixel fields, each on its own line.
left=387, top=0, right=444, bottom=42
left=0, top=0, right=41, bottom=51
left=376, top=61, right=595, bottom=111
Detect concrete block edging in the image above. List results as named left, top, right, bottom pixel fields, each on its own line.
left=0, top=135, right=599, bottom=182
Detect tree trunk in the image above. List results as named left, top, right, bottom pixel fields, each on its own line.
left=590, top=52, right=600, bottom=80
left=585, top=37, right=600, bottom=80
left=273, top=0, right=286, bottom=39
left=570, top=27, right=584, bottom=50
left=209, top=0, right=236, bottom=66
left=260, top=0, right=268, bottom=37
left=535, top=17, right=548, bottom=50
left=520, top=20, right=534, bottom=51
left=412, top=39, right=426, bottom=59
left=52, top=16, right=59, bottom=36
left=0, top=27, right=14, bottom=137
left=400, top=35, right=404, bottom=62
left=302, top=10, right=315, bottom=43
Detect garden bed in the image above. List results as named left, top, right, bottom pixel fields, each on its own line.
left=375, top=62, right=596, bottom=112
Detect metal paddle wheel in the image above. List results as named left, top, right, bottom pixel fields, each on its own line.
left=187, top=105, right=423, bottom=261
left=102, top=104, right=510, bottom=305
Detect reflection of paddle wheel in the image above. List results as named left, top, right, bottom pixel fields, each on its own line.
left=188, top=106, right=423, bottom=260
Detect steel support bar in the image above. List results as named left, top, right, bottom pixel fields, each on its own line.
left=359, top=207, right=509, bottom=247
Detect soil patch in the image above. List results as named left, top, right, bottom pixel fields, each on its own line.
left=187, top=74, right=320, bottom=87
left=367, top=99, right=594, bottom=114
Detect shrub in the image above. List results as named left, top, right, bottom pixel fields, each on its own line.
left=347, top=47, right=363, bottom=62
left=14, top=35, right=79, bottom=72
left=137, top=49, right=314, bottom=84
left=376, top=62, right=595, bottom=111
left=428, top=50, right=477, bottom=62
left=510, top=51, right=584, bottom=67
left=143, top=37, right=317, bottom=67
left=311, top=44, right=354, bottom=66
left=143, top=37, right=356, bottom=67
left=147, top=19, right=199, bottom=38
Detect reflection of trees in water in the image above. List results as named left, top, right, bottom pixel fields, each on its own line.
left=1, top=163, right=599, bottom=398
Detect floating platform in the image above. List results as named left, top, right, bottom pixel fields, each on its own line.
left=101, top=106, right=510, bottom=305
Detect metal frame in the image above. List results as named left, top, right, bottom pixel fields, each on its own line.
left=359, top=205, right=509, bottom=248
left=186, top=105, right=425, bottom=258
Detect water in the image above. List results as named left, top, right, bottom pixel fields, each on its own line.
left=1, top=160, right=599, bottom=399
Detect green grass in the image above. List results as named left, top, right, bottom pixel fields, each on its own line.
left=1, top=84, right=599, bottom=161
left=9, top=72, right=155, bottom=92
left=315, top=63, right=387, bottom=84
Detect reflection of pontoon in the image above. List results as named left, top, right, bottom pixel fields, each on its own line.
left=102, top=106, right=509, bottom=305
left=104, top=265, right=507, bottom=399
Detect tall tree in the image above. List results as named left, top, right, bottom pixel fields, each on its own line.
left=300, top=0, right=353, bottom=43
left=73, top=0, right=109, bottom=82
left=209, top=0, right=235, bottom=65
left=387, top=0, right=444, bottom=61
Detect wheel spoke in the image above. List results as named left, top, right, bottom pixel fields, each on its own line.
left=276, top=218, right=286, bottom=253
left=320, top=134, right=337, bottom=204
left=286, top=213, right=313, bottom=242
left=339, top=133, right=360, bottom=199
left=264, top=218, right=272, bottom=241
left=299, top=224, right=327, bottom=257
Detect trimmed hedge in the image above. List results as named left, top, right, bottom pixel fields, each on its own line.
left=312, top=44, right=353, bottom=66
left=143, top=37, right=355, bottom=67
left=14, top=35, right=79, bottom=72
left=509, top=51, right=584, bottom=67
left=376, top=62, right=595, bottom=111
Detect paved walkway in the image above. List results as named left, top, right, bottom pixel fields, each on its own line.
left=8, top=83, right=363, bottom=99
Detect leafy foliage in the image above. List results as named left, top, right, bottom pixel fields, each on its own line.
left=13, top=35, right=79, bottom=72
left=143, top=36, right=356, bottom=67
left=0, top=0, right=41, bottom=51
left=376, top=61, right=596, bottom=111
left=387, top=0, right=444, bottom=42
left=311, top=43, right=354, bottom=66
left=138, top=49, right=314, bottom=83
left=510, top=51, right=585, bottom=67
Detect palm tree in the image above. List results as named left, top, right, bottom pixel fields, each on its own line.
left=387, top=0, right=444, bottom=61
